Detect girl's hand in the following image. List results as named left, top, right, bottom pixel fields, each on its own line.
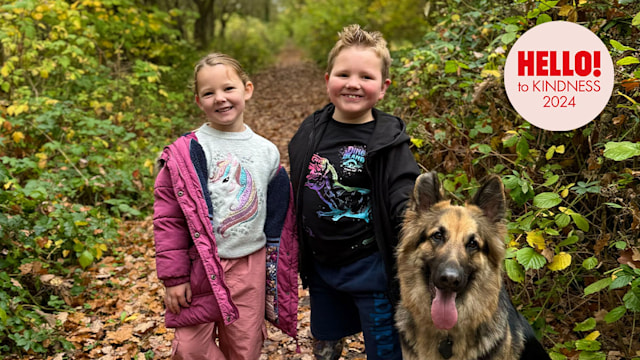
left=165, top=282, right=192, bottom=315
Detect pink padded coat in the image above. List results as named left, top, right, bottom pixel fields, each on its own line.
left=153, top=133, right=299, bottom=339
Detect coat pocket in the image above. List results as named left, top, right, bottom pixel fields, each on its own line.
left=188, top=246, right=212, bottom=296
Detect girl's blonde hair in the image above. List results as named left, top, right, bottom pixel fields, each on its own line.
left=326, top=24, right=391, bottom=81
left=192, top=53, right=251, bottom=95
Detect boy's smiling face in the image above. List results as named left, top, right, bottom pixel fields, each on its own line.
left=325, top=46, right=391, bottom=124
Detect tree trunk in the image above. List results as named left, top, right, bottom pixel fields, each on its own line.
left=194, top=0, right=215, bottom=49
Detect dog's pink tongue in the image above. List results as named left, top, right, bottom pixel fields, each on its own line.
left=431, top=288, right=458, bottom=330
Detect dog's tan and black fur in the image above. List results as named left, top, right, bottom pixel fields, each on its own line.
left=395, top=171, right=550, bottom=360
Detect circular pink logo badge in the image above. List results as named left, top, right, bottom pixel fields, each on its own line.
left=504, top=21, right=614, bottom=131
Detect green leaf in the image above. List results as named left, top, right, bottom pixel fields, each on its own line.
left=584, top=277, right=612, bottom=296
left=605, top=202, right=623, bottom=209
left=543, top=174, right=559, bottom=187
left=0, top=306, right=6, bottom=325
left=501, top=32, right=517, bottom=44
left=582, top=257, right=598, bottom=270
left=578, top=351, right=606, bottom=360
left=78, top=250, right=94, bottom=269
left=558, top=234, right=579, bottom=247
left=575, top=339, right=601, bottom=351
left=603, top=141, right=640, bottom=161
left=623, top=287, right=640, bottom=311
left=633, top=11, right=640, bottom=27
left=573, top=317, right=596, bottom=332
left=549, top=351, right=567, bottom=360
left=610, top=274, right=633, bottom=289
left=555, top=213, right=571, bottom=228
left=616, top=56, right=640, bottom=66
left=505, top=258, right=525, bottom=283
left=534, top=192, right=562, bottom=209
left=610, top=40, right=636, bottom=52
left=536, top=14, right=552, bottom=24
left=570, top=213, right=589, bottom=232
left=444, top=60, right=458, bottom=74
left=516, top=137, right=529, bottom=158
left=472, top=144, right=492, bottom=154
left=516, top=247, right=547, bottom=270
left=604, top=306, right=626, bottom=323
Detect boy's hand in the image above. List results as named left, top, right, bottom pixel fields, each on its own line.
left=165, top=282, right=192, bottom=315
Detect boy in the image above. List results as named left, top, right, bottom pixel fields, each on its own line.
left=288, top=24, right=420, bottom=360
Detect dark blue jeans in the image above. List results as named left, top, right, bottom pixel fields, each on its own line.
left=309, top=252, right=402, bottom=360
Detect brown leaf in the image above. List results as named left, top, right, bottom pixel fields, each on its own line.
left=105, top=325, right=134, bottom=344
left=618, top=248, right=640, bottom=269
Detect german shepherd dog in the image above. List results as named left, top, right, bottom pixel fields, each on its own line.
left=395, top=172, right=550, bottom=360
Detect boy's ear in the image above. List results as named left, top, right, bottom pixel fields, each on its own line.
left=378, top=78, right=391, bottom=100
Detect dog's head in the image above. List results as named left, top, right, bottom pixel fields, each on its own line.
left=397, top=171, right=507, bottom=330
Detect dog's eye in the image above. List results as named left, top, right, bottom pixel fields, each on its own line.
left=466, top=235, right=479, bottom=251
left=431, top=231, right=444, bottom=244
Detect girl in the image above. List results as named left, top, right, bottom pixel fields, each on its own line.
left=153, top=53, right=298, bottom=360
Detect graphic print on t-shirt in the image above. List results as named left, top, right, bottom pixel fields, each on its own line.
left=341, top=145, right=366, bottom=176
left=305, top=149, right=371, bottom=223
left=210, top=153, right=258, bottom=237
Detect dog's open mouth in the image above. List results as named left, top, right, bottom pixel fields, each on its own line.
left=431, top=287, right=458, bottom=330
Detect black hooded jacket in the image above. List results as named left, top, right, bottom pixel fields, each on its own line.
left=288, top=103, right=421, bottom=303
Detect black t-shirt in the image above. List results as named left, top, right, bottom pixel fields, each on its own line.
left=301, top=119, right=377, bottom=265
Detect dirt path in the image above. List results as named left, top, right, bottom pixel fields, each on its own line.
left=42, top=52, right=373, bottom=360
left=243, top=46, right=328, bottom=170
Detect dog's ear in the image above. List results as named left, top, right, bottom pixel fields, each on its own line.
left=471, top=175, right=505, bottom=223
left=412, top=171, right=443, bottom=212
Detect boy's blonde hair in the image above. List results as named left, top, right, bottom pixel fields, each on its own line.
left=326, top=24, right=391, bottom=81
left=192, top=53, right=251, bottom=95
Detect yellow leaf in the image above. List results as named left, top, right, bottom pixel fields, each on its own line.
left=548, top=252, right=572, bottom=271
left=561, top=188, right=569, bottom=198
left=411, top=137, right=425, bottom=148
left=124, top=313, right=139, bottom=322
left=481, top=69, right=502, bottom=78
left=4, top=180, right=13, bottom=190
left=32, top=12, right=44, bottom=20
left=558, top=5, right=574, bottom=16
left=12, top=131, right=24, bottom=143
left=74, top=220, right=89, bottom=226
left=63, top=249, right=70, bottom=257
left=40, top=69, right=49, bottom=78
left=144, top=159, right=155, bottom=175
left=1, top=64, right=10, bottom=77
left=556, top=145, right=565, bottom=154
left=526, top=231, right=546, bottom=250
left=44, top=239, right=53, bottom=249
left=451, top=14, right=460, bottom=22
left=585, top=331, right=600, bottom=341
left=158, top=89, right=168, bottom=97
left=579, top=0, right=587, bottom=4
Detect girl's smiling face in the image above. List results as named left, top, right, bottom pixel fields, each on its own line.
left=325, top=46, right=391, bottom=124
left=195, top=64, right=253, bottom=132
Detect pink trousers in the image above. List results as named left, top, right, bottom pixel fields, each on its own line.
left=171, top=247, right=267, bottom=360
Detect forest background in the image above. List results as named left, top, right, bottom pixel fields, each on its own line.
left=1, top=0, right=640, bottom=359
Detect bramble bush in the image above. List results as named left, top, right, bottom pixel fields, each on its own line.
left=379, top=0, right=640, bottom=358
left=0, top=0, right=199, bottom=355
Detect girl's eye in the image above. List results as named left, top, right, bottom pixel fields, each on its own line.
left=225, top=86, right=235, bottom=91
